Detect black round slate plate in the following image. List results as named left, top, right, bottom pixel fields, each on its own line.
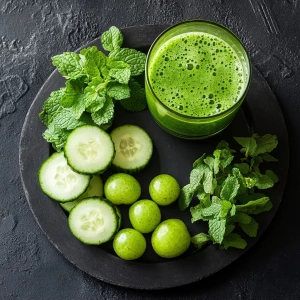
left=19, top=25, right=289, bottom=290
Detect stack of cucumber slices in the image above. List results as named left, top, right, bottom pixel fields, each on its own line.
left=38, top=124, right=153, bottom=245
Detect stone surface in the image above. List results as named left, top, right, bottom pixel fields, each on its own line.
left=0, top=0, right=300, bottom=299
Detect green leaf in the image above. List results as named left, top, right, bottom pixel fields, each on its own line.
left=120, top=79, right=147, bottom=112
left=178, top=184, right=194, bottom=211
left=83, top=82, right=107, bottom=113
left=244, top=177, right=256, bottom=189
left=265, top=170, right=279, bottom=184
left=232, top=168, right=247, bottom=196
left=255, top=173, right=274, bottom=189
left=236, top=197, right=273, bottom=215
left=196, top=186, right=211, bottom=207
left=80, top=46, right=107, bottom=79
left=214, top=148, right=234, bottom=170
left=42, top=124, right=70, bottom=152
left=234, top=136, right=257, bottom=158
left=39, top=89, right=65, bottom=126
left=220, top=200, right=232, bottom=218
left=222, top=233, right=247, bottom=249
left=91, top=97, right=114, bottom=126
left=203, top=169, right=216, bottom=194
left=190, top=165, right=206, bottom=191
left=107, top=82, right=130, bottom=100
left=239, top=217, right=259, bottom=237
left=220, top=176, right=239, bottom=202
left=51, top=109, right=91, bottom=131
left=109, top=48, right=146, bottom=76
left=234, top=163, right=249, bottom=175
left=109, top=67, right=131, bottom=84
left=60, top=80, right=85, bottom=108
left=101, top=26, right=123, bottom=52
left=254, top=134, right=278, bottom=155
left=191, top=233, right=211, bottom=249
left=201, top=197, right=222, bottom=218
left=208, top=218, right=226, bottom=244
left=191, top=204, right=211, bottom=222
left=259, top=153, right=278, bottom=162
left=230, top=204, right=236, bottom=217
left=236, top=192, right=266, bottom=204
left=193, top=153, right=206, bottom=168
left=52, top=52, right=85, bottom=79
left=230, top=212, right=252, bottom=224
left=224, top=224, right=235, bottom=235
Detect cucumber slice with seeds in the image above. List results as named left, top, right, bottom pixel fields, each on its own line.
left=68, top=197, right=119, bottom=245
left=60, top=175, right=104, bottom=212
left=39, top=152, right=90, bottom=202
left=110, top=125, right=153, bottom=174
left=64, top=125, right=115, bottom=174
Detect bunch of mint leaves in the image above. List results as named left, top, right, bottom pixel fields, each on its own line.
left=39, top=26, right=147, bottom=151
left=179, top=134, right=279, bottom=250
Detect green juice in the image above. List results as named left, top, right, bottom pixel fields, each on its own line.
left=145, top=21, right=250, bottom=138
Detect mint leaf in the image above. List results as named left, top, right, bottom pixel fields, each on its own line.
left=193, top=153, right=206, bottom=168
left=107, top=82, right=130, bottom=100
left=196, top=187, right=211, bottom=207
left=191, top=204, right=207, bottom=222
left=60, top=80, right=85, bottom=108
left=191, top=233, right=211, bottom=249
left=232, top=168, right=247, bottom=196
left=190, top=166, right=205, bottom=191
left=265, top=170, right=279, bottom=184
left=120, top=79, right=147, bottom=112
left=52, top=52, right=85, bottom=80
left=83, top=81, right=106, bottom=114
left=230, top=204, right=236, bottom=217
left=260, top=153, right=278, bottom=162
left=236, top=192, right=266, bottom=204
left=234, top=163, right=249, bottom=175
left=203, top=169, right=216, bottom=194
left=225, top=224, right=235, bottom=235
left=236, top=197, right=273, bottom=215
left=239, top=217, right=259, bottom=237
left=178, top=184, right=194, bottom=211
left=80, top=46, right=107, bottom=79
left=208, top=218, right=226, bottom=244
left=222, top=233, right=247, bottom=249
left=234, top=136, right=257, bottom=158
left=109, top=48, right=146, bottom=76
left=254, top=134, right=278, bottom=155
left=220, top=200, right=232, bottom=218
left=254, top=173, right=274, bottom=189
left=91, top=97, right=114, bottom=126
left=230, top=212, right=252, bottom=224
left=39, top=89, right=64, bottom=126
left=42, top=124, right=70, bottom=152
left=101, top=26, right=123, bottom=52
left=107, top=60, right=131, bottom=84
left=51, top=109, right=91, bottom=131
left=220, top=176, right=239, bottom=202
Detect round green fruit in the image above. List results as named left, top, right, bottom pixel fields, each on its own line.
left=113, top=228, right=146, bottom=260
left=104, top=173, right=141, bottom=205
left=149, top=174, right=180, bottom=206
left=151, top=219, right=191, bottom=258
left=129, top=200, right=161, bottom=233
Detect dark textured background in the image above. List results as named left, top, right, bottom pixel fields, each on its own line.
left=1, top=0, right=299, bottom=299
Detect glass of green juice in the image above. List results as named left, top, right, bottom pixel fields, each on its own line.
left=145, top=20, right=251, bottom=139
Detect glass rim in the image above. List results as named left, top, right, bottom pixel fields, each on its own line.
left=145, top=19, right=252, bottom=120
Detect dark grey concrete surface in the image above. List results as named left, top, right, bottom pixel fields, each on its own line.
left=1, top=0, right=300, bottom=299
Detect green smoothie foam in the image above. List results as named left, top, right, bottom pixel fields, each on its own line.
left=148, top=32, right=245, bottom=117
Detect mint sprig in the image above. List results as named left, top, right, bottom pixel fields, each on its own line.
left=179, top=134, right=278, bottom=250
left=39, top=26, right=147, bottom=151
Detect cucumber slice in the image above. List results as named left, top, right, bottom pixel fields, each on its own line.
left=68, top=197, right=119, bottom=245
left=60, top=175, right=104, bottom=212
left=38, top=152, right=90, bottom=202
left=64, top=125, right=115, bottom=174
left=110, top=125, right=153, bottom=173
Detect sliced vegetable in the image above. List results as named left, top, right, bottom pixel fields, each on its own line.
left=68, top=197, right=120, bottom=245
left=110, top=124, right=153, bottom=173
left=60, top=175, right=104, bottom=212
left=38, top=152, right=90, bottom=202
left=64, top=125, right=115, bottom=174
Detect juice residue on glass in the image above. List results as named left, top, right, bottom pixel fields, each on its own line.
left=148, top=32, right=246, bottom=117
